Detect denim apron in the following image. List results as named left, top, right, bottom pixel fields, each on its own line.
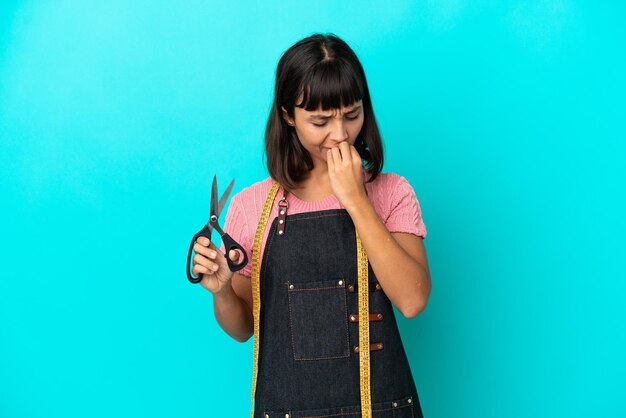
left=253, top=192, right=424, bottom=418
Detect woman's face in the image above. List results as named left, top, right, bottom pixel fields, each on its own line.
left=282, top=98, right=365, bottom=167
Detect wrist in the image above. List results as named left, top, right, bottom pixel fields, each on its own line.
left=212, top=280, right=235, bottom=299
left=343, top=193, right=369, bottom=214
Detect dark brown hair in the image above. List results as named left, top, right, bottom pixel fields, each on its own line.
left=265, top=33, right=384, bottom=189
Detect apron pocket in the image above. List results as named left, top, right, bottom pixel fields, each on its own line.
left=287, top=278, right=350, bottom=360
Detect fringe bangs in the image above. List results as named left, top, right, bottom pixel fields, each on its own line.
left=298, top=59, right=364, bottom=111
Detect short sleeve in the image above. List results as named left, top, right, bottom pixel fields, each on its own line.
left=384, top=175, right=427, bottom=239
left=219, top=194, right=253, bottom=277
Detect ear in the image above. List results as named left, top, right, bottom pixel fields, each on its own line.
left=281, top=106, right=295, bottom=126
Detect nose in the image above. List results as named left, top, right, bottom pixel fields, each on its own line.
left=329, top=119, right=349, bottom=144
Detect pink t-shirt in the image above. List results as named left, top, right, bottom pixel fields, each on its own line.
left=220, top=171, right=427, bottom=278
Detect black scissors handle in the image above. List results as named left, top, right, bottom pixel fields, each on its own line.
left=186, top=225, right=212, bottom=284
left=220, top=232, right=249, bottom=272
left=186, top=227, right=249, bottom=284
left=210, top=220, right=249, bottom=272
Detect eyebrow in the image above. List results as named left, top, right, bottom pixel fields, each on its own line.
left=310, top=105, right=362, bottom=119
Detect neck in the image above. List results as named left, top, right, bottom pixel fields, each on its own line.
left=286, top=164, right=332, bottom=201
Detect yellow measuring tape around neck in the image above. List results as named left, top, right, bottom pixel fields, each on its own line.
left=250, top=182, right=371, bottom=418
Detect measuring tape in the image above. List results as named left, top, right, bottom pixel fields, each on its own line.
left=249, top=182, right=279, bottom=418
left=249, top=182, right=372, bottom=418
left=355, top=230, right=372, bottom=418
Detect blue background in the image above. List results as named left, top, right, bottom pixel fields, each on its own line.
left=1, top=1, right=624, bottom=417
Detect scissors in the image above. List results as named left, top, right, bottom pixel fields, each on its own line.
left=186, top=175, right=248, bottom=283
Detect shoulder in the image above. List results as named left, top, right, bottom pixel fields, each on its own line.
left=228, top=176, right=277, bottom=224
left=230, top=176, right=275, bottom=205
left=223, top=176, right=275, bottom=244
left=364, top=171, right=425, bottom=233
left=365, top=171, right=415, bottom=201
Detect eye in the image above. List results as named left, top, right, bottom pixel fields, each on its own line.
left=312, top=113, right=360, bottom=127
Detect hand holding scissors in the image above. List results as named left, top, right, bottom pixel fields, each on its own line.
left=186, top=175, right=248, bottom=284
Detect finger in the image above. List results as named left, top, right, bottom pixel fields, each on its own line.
left=350, top=146, right=362, bottom=173
left=193, top=253, right=219, bottom=271
left=192, top=263, right=212, bottom=276
left=193, top=243, right=218, bottom=259
left=330, top=147, right=341, bottom=169
left=196, top=236, right=220, bottom=251
left=338, top=141, right=351, bottom=165
left=350, top=144, right=361, bottom=163
left=196, top=236, right=211, bottom=247
left=326, top=148, right=334, bottom=171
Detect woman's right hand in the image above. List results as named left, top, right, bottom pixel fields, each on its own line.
left=192, top=236, right=241, bottom=294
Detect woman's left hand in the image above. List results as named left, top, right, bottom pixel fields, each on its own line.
left=327, top=141, right=368, bottom=211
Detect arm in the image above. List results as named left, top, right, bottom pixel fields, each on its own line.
left=345, top=200, right=431, bottom=318
left=327, top=143, right=431, bottom=318
left=212, top=272, right=254, bottom=342
left=209, top=195, right=253, bottom=342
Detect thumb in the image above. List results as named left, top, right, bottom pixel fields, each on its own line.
left=228, top=249, right=241, bottom=262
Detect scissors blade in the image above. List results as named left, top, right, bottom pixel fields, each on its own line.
left=210, top=174, right=219, bottom=218
left=217, top=179, right=235, bottom=217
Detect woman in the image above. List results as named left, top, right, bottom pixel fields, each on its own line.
left=192, top=33, right=431, bottom=418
